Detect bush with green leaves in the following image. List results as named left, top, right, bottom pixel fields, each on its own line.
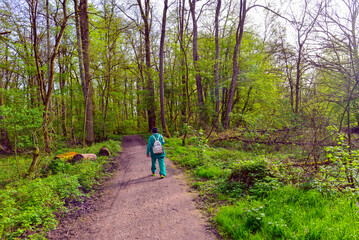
left=228, top=159, right=271, bottom=191
left=323, top=132, right=359, bottom=191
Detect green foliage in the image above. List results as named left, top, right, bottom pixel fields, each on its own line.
left=167, top=136, right=359, bottom=239
left=228, top=160, right=270, bottom=190
left=0, top=88, right=43, bottom=149
left=187, top=127, right=209, bottom=164
left=216, top=186, right=359, bottom=240
left=0, top=179, right=62, bottom=238
left=68, top=160, right=107, bottom=191
left=321, top=129, right=359, bottom=191
left=0, top=156, right=29, bottom=185
left=0, top=140, right=121, bottom=239
left=48, top=158, right=70, bottom=175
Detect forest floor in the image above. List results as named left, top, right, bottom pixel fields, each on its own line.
left=47, top=135, right=218, bottom=240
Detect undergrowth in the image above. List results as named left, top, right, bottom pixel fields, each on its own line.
left=0, top=139, right=121, bottom=239
left=165, top=136, right=359, bottom=240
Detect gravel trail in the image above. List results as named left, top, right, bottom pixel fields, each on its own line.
left=48, top=135, right=217, bottom=240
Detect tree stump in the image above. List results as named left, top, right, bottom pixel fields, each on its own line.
left=24, top=147, right=40, bottom=179
left=99, top=147, right=110, bottom=156
left=72, top=153, right=97, bottom=163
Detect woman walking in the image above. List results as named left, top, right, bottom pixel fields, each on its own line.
left=146, top=127, right=166, bottom=178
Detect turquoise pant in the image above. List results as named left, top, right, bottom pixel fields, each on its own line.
left=151, top=157, right=166, bottom=176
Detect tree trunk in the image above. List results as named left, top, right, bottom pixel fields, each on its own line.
left=24, top=147, right=40, bottom=179
left=189, top=0, right=204, bottom=117
left=59, top=49, right=68, bottom=137
left=137, top=0, right=156, bottom=132
left=159, top=0, right=169, bottom=137
left=224, top=0, right=247, bottom=129
left=28, top=0, right=69, bottom=152
left=214, top=0, right=221, bottom=127
left=79, top=0, right=95, bottom=145
left=73, top=0, right=85, bottom=85
left=178, top=0, right=190, bottom=127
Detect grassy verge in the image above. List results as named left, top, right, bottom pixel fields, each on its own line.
left=165, top=137, right=359, bottom=240
left=0, top=140, right=121, bottom=239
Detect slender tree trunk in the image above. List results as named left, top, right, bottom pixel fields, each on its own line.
left=137, top=0, right=156, bottom=131
left=178, top=0, right=190, bottom=127
left=102, top=3, right=116, bottom=141
left=73, top=0, right=85, bottom=85
left=189, top=0, right=204, bottom=117
left=295, top=45, right=302, bottom=114
left=59, top=49, right=68, bottom=137
left=159, top=0, right=169, bottom=136
left=224, top=0, right=247, bottom=129
left=28, top=0, right=69, bottom=152
left=214, top=0, right=221, bottom=127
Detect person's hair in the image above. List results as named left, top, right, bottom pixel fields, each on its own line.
left=152, top=127, right=158, bottom=133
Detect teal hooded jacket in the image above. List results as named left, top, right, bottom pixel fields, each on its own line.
left=146, top=133, right=166, bottom=158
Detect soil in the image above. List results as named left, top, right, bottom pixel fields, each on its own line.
left=47, top=135, right=219, bottom=240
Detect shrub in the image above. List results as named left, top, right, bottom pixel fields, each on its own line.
left=48, top=158, right=68, bottom=174
left=228, top=160, right=270, bottom=191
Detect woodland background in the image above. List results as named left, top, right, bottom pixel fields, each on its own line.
left=1, top=0, right=357, bottom=153
left=2, top=0, right=359, bottom=239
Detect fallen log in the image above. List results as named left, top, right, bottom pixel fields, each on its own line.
left=54, top=151, right=78, bottom=162
left=99, top=147, right=110, bottom=156
left=72, top=153, right=97, bottom=163
left=210, top=136, right=336, bottom=147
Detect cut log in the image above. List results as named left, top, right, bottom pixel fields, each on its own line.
left=72, top=153, right=97, bottom=162
left=99, top=147, right=110, bottom=156
left=54, top=151, right=78, bottom=162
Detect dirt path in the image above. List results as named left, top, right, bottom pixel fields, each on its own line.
left=48, top=135, right=218, bottom=240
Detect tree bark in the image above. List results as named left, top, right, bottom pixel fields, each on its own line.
left=27, top=0, right=69, bottom=152
left=159, top=0, right=169, bottom=137
left=79, top=0, right=95, bottom=145
left=224, top=0, right=247, bottom=129
left=189, top=0, right=204, bottom=118
left=214, top=0, right=221, bottom=127
left=137, top=0, right=156, bottom=132
left=178, top=0, right=191, bottom=127
left=72, top=153, right=97, bottom=162
left=24, top=147, right=40, bottom=179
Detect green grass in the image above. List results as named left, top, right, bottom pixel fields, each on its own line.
left=165, top=137, right=359, bottom=240
left=0, top=139, right=122, bottom=239
left=194, top=165, right=223, bottom=179
left=216, top=186, right=359, bottom=240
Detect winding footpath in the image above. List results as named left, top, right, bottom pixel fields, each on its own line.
left=49, top=135, right=217, bottom=240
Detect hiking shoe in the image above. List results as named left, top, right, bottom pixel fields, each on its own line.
left=152, top=173, right=156, bottom=176
left=160, top=175, right=165, bottom=179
